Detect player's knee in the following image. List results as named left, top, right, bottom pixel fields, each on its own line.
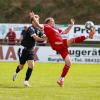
left=67, top=38, right=74, bottom=46
left=64, top=57, right=72, bottom=67
left=28, top=65, right=34, bottom=69
left=28, top=63, right=34, bottom=69
left=65, top=58, right=72, bottom=67
left=66, top=61, right=72, bottom=67
left=27, top=60, right=35, bottom=69
left=19, top=64, right=24, bottom=70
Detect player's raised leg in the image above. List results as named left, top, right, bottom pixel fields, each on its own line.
left=67, top=27, right=95, bottom=46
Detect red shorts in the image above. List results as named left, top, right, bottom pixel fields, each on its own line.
left=52, top=39, right=69, bottom=59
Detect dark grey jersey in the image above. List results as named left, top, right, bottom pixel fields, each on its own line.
left=21, top=26, right=43, bottom=49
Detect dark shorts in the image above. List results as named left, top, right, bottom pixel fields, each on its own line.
left=18, top=48, right=34, bottom=65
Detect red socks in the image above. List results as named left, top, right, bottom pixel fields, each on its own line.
left=74, top=36, right=86, bottom=43
left=61, top=64, right=70, bottom=77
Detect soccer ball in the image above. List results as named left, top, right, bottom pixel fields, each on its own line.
left=85, top=21, right=94, bottom=30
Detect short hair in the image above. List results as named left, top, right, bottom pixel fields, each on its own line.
left=44, top=17, right=54, bottom=24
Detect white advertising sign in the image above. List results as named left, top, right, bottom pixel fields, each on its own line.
left=0, top=23, right=100, bottom=41
left=57, top=24, right=100, bottom=41
left=0, top=46, right=100, bottom=64
left=0, top=23, right=30, bottom=39
left=69, top=47, right=100, bottom=64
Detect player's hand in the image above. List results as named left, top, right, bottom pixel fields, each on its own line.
left=34, top=14, right=39, bottom=19
left=29, top=12, right=40, bottom=21
left=29, top=11, right=35, bottom=18
left=70, top=18, right=75, bottom=25
left=42, top=34, right=47, bottom=42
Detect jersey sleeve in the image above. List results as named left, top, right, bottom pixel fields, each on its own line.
left=28, top=26, right=36, bottom=37
left=37, top=30, right=44, bottom=37
left=58, top=28, right=63, bottom=34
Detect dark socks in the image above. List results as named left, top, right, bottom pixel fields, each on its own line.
left=25, top=67, right=33, bottom=81
left=16, top=66, right=20, bottom=73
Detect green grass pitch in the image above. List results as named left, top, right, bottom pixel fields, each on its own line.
left=0, top=62, right=100, bottom=100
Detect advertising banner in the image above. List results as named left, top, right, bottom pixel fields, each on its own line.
left=0, top=46, right=100, bottom=64
left=0, top=23, right=30, bottom=39
left=0, top=23, right=100, bottom=41
left=57, top=24, right=100, bottom=41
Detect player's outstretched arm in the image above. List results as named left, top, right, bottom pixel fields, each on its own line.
left=62, top=18, right=75, bottom=34
left=32, top=34, right=45, bottom=42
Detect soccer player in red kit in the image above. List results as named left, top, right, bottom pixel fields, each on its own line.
left=29, top=12, right=95, bottom=87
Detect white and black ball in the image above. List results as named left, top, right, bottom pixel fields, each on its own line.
left=85, top=21, right=94, bottom=30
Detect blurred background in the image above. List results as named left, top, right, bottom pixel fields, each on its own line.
left=0, top=0, right=100, bottom=24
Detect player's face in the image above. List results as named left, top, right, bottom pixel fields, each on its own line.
left=9, top=28, right=12, bottom=32
left=24, top=26, right=28, bottom=31
left=49, top=19, right=55, bottom=27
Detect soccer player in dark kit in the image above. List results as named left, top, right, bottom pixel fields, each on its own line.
left=12, top=15, right=46, bottom=87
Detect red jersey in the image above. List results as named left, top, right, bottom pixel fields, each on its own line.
left=6, top=31, right=16, bottom=44
left=44, top=24, right=64, bottom=50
